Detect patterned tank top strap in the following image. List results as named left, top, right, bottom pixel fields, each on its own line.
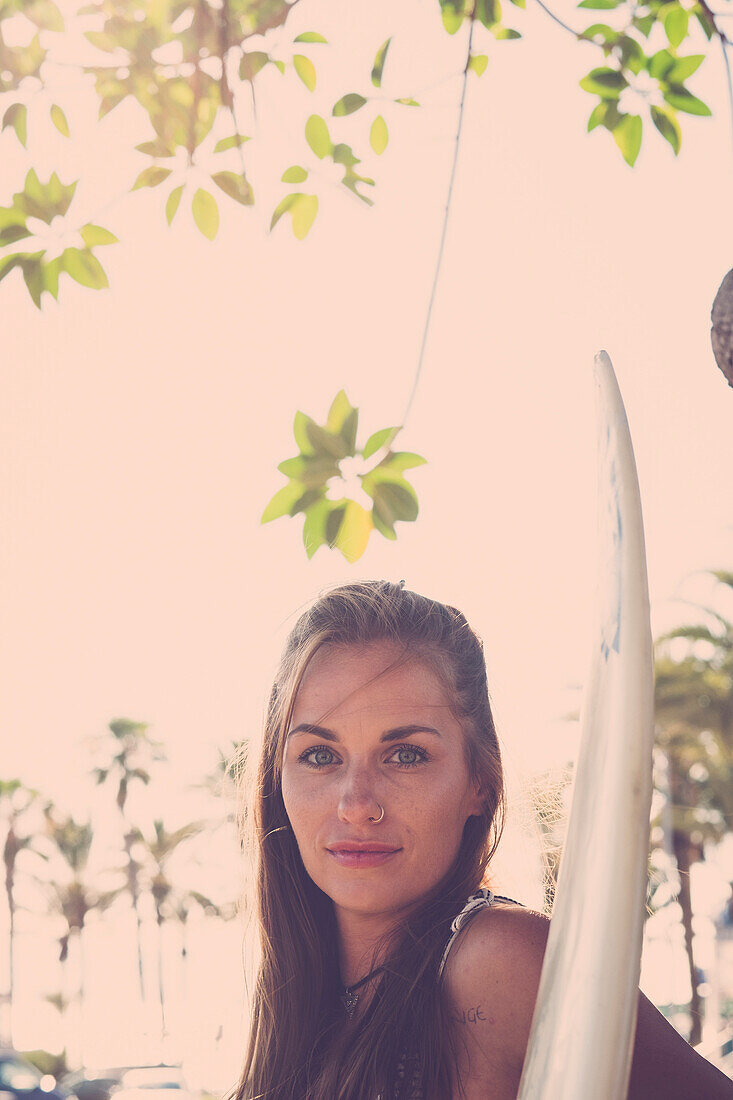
left=437, top=888, right=524, bottom=980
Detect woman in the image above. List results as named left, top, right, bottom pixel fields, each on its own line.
left=229, top=580, right=732, bottom=1099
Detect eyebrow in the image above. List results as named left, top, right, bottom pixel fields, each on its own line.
left=286, top=723, right=442, bottom=743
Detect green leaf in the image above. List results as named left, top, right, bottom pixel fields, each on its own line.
left=441, top=7, right=463, bottom=33
left=59, top=247, right=108, bottom=289
left=305, top=114, right=332, bottom=158
left=293, top=54, right=316, bottom=92
left=579, top=67, right=627, bottom=99
left=13, top=170, right=77, bottom=223
left=662, top=87, right=711, bottom=115
left=615, top=35, right=646, bottom=75
left=371, top=38, right=391, bottom=88
left=492, top=27, right=521, bottom=38
left=332, top=142, right=359, bottom=166
left=650, top=104, right=681, bottom=154
left=136, top=138, right=175, bottom=157
left=213, top=134, right=250, bottom=153
left=394, top=97, right=420, bottom=106
left=50, top=104, right=69, bottom=137
left=239, top=52, right=270, bottom=82
left=578, top=0, right=621, bottom=7
left=477, top=0, right=501, bottom=27
left=21, top=256, right=45, bottom=309
left=694, top=8, right=715, bottom=40
left=0, top=253, right=26, bottom=286
left=192, top=188, right=219, bottom=239
left=370, top=115, right=389, bottom=155
left=0, top=223, right=31, bottom=245
left=302, top=499, right=330, bottom=557
left=632, top=13, right=655, bottom=36
left=166, top=185, right=183, bottom=224
left=271, top=193, right=298, bottom=231
left=271, top=193, right=318, bottom=238
left=282, top=165, right=308, bottom=183
left=664, top=6, right=689, bottom=49
left=379, top=451, right=427, bottom=474
left=362, top=427, right=400, bottom=459
left=43, top=255, right=61, bottom=300
left=649, top=50, right=676, bottom=81
left=611, top=112, right=642, bottom=166
left=261, top=481, right=308, bottom=523
left=25, top=0, right=64, bottom=31
left=292, top=195, right=318, bottom=239
left=132, top=166, right=172, bottom=190
left=211, top=170, right=254, bottom=205
left=2, top=103, right=27, bottom=147
left=332, top=93, right=367, bottom=117
left=325, top=504, right=346, bottom=546
left=666, top=54, right=705, bottom=83
left=580, top=22, right=617, bottom=45
left=80, top=224, right=117, bottom=247
left=366, top=478, right=419, bottom=527
left=325, top=392, right=358, bottom=455
left=587, top=101, right=609, bottom=131
left=306, top=421, right=348, bottom=459
left=468, top=54, right=489, bottom=77
left=334, top=500, right=372, bottom=562
left=326, top=389, right=356, bottom=435
left=294, top=32, right=328, bottom=44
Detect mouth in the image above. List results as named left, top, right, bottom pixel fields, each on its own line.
left=327, top=848, right=401, bottom=868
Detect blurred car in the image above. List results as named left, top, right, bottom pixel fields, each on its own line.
left=57, top=1069, right=122, bottom=1100
left=0, top=1050, right=71, bottom=1100
left=108, top=1067, right=195, bottom=1100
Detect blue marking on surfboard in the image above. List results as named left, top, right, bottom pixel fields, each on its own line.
left=600, top=429, right=623, bottom=661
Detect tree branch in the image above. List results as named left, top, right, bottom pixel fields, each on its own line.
left=400, top=11, right=477, bottom=431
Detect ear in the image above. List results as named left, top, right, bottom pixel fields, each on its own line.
left=466, top=775, right=486, bottom=818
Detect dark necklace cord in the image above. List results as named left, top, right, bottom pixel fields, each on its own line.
left=341, top=964, right=386, bottom=1017
left=343, top=964, right=385, bottom=995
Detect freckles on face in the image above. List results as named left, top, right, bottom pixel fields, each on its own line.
left=279, top=643, right=482, bottom=913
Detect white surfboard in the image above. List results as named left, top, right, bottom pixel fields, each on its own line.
left=517, top=350, right=655, bottom=1099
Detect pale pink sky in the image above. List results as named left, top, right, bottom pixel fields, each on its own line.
left=2, top=0, right=732, bottom=826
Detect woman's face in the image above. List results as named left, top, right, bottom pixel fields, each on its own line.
left=280, top=642, right=483, bottom=920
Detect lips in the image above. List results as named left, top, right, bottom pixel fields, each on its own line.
left=328, top=847, right=400, bottom=868
left=327, top=842, right=401, bottom=853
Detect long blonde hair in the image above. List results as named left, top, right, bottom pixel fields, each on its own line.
left=229, top=580, right=506, bottom=1100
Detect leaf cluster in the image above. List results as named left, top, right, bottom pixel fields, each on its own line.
left=261, top=390, right=426, bottom=561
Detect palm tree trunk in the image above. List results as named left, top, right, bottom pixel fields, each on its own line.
left=2, top=867, right=14, bottom=1045
left=672, top=829, right=703, bottom=1045
left=180, top=919, right=188, bottom=1002
left=156, top=911, right=166, bottom=1043
left=124, top=830, right=146, bottom=1006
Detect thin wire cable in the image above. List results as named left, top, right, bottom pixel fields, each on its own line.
left=399, top=14, right=477, bottom=431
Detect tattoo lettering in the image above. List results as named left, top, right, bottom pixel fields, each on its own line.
left=450, top=1004, right=490, bottom=1025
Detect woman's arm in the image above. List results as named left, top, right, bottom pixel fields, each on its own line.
left=442, top=904, right=733, bottom=1099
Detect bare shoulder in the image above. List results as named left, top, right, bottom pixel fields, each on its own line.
left=441, top=903, right=549, bottom=1099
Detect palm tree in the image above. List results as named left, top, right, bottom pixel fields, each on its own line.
left=169, top=889, right=219, bottom=1001
left=42, top=805, right=124, bottom=1067
left=133, top=818, right=206, bottom=1044
left=0, top=778, right=46, bottom=1045
left=190, top=740, right=243, bottom=837
left=653, top=571, right=733, bottom=1043
left=89, top=717, right=166, bottom=1004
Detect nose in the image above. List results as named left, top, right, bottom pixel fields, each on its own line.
left=336, top=767, right=383, bottom=825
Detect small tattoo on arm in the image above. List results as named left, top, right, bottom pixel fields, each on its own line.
left=450, top=1004, right=489, bottom=1025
